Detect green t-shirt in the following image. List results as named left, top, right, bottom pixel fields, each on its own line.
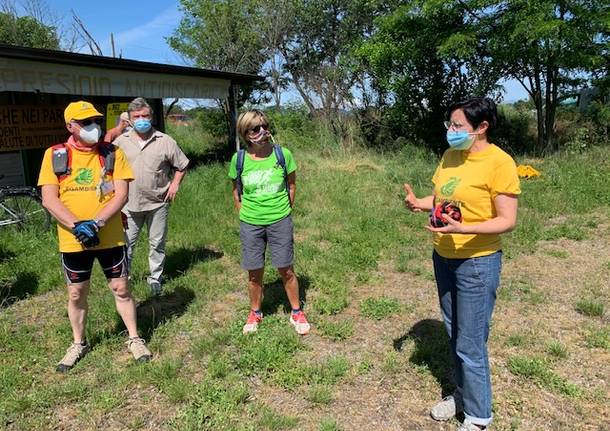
left=228, top=147, right=297, bottom=225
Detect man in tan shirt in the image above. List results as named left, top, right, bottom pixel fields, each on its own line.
left=113, top=97, right=189, bottom=295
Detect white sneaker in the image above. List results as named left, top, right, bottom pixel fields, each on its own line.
left=457, top=418, right=486, bottom=431
left=430, top=395, right=463, bottom=421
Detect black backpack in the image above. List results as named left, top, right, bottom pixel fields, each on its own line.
left=235, top=144, right=289, bottom=202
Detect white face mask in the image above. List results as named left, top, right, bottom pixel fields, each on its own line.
left=79, top=123, right=101, bottom=144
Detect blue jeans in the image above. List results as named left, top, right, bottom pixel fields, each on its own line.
left=433, top=250, right=502, bottom=426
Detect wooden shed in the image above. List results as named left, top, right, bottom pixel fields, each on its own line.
left=0, top=44, right=262, bottom=186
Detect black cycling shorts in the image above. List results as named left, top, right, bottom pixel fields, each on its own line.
left=61, top=246, right=128, bottom=284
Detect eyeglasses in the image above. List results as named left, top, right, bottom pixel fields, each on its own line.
left=443, top=121, right=465, bottom=130
left=249, top=124, right=269, bottom=133
left=73, top=118, right=103, bottom=126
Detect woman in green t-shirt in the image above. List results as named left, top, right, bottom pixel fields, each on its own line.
left=228, top=110, right=310, bottom=336
left=404, top=98, right=520, bottom=431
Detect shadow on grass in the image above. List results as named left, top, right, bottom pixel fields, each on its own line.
left=135, top=286, right=196, bottom=339
left=394, top=319, right=455, bottom=397
left=0, top=246, right=15, bottom=263
left=0, top=271, right=38, bottom=308
left=164, top=246, right=224, bottom=280
left=101, top=286, right=196, bottom=345
left=184, top=143, right=233, bottom=170
left=260, top=274, right=311, bottom=316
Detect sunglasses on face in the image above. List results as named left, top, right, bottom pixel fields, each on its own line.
left=249, top=124, right=269, bottom=133
left=74, top=118, right=103, bottom=126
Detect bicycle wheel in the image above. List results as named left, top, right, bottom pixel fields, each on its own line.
left=0, top=192, right=51, bottom=231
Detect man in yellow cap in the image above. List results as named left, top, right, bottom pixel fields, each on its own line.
left=38, top=100, right=152, bottom=372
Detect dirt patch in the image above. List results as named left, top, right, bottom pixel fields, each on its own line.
left=255, top=232, right=609, bottom=430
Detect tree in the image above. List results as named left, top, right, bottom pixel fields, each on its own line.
left=497, top=0, right=607, bottom=152
left=0, top=10, right=59, bottom=49
left=258, top=0, right=295, bottom=109
left=279, top=0, right=386, bottom=117
left=436, top=0, right=609, bottom=153
left=169, top=0, right=267, bottom=75
left=168, top=0, right=269, bottom=130
left=356, top=1, right=501, bottom=151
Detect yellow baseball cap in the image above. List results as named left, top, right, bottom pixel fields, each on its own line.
left=64, top=101, right=103, bottom=123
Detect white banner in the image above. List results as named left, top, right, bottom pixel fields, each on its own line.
left=0, top=58, right=230, bottom=99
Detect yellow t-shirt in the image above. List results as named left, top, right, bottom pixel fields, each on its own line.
left=431, top=144, right=521, bottom=259
left=37, top=144, right=134, bottom=252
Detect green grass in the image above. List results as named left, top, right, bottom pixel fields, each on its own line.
left=0, top=122, right=608, bottom=428
left=255, top=405, right=299, bottom=430
left=507, top=356, right=582, bottom=397
left=505, top=333, right=533, bottom=347
left=584, top=326, right=610, bottom=350
left=319, top=417, right=343, bottom=431
left=543, top=249, right=569, bottom=258
left=498, top=278, right=546, bottom=304
left=575, top=298, right=605, bottom=317
left=546, top=340, right=568, bottom=359
left=316, top=318, right=354, bottom=340
left=359, top=297, right=403, bottom=320
left=306, top=385, right=333, bottom=404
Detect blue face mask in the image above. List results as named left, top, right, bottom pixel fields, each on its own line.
left=446, top=130, right=474, bottom=150
left=133, top=118, right=152, bottom=133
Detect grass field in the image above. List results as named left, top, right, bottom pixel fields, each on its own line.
left=0, top=125, right=608, bottom=430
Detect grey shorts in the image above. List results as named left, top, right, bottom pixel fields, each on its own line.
left=239, top=215, right=294, bottom=270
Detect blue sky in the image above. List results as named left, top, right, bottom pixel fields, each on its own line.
left=49, top=0, right=183, bottom=64
left=46, top=1, right=528, bottom=103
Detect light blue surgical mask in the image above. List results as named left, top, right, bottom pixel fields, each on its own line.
left=134, top=118, right=152, bottom=133
left=446, top=130, right=474, bottom=150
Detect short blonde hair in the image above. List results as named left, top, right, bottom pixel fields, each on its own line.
left=237, top=110, right=268, bottom=144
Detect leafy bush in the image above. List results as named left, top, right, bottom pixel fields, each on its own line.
left=265, top=104, right=314, bottom=133
left=492, top=104, right=537, bottom=155
left=190, top=107, right=228, bottom=138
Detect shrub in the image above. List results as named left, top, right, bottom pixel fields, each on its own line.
left=193, top=107, right=228, bottom=138
left=492, top=104, right=537, bottom=155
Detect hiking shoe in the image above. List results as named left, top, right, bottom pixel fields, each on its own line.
left=289, top=310, right=311, bottom=335
left=243, top=310, right=263, bottom=334
left=430, top=395, right=463, bottom=421
left=457, top=419, right=486, bottom=431
left=149, top=282, right=162, bottom=296
left=126, top=337, right=152, bottom=363
left=56, top=342, right=89, bottom=373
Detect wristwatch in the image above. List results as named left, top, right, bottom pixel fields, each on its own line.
left=94, top=218, right=105, bottom=228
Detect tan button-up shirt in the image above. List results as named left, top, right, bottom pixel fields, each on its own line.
left=114, top=129, right=189, bottom=212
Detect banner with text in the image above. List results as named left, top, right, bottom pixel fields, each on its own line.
left=0, top=58, right=231, bottom=99
left=0, top=105, right=67, bottom=152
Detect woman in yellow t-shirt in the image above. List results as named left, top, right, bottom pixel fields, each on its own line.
left=404, top=98, right=520, bottom=431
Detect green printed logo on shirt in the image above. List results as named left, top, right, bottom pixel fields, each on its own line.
left=74, top=168, right=94, bottom=185
left=440, top=176, right=461, bottom=196
left=243, top=167, right=284, bottom=196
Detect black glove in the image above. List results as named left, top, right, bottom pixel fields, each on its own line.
left=72, top=220, right=100, bottom=248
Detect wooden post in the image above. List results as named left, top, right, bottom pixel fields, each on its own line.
left=228, top=83, right=239, bottom=152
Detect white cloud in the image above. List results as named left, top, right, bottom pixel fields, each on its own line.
left=100, top=6, right=182, bottom=63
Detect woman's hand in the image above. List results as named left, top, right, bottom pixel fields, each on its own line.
left=426, top=194, right=518, bottom=235
left=404, top=184, right=424, bottom=212
left=425, top=214, right=466, bottom=234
